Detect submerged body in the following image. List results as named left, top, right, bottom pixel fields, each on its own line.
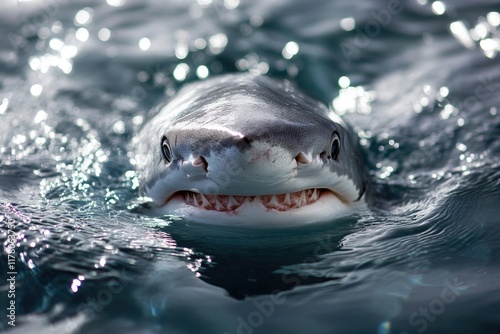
left=135, top=74, right=367, bottom=226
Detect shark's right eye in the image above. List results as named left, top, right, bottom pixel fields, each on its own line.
left=330, top=132, right=340, bottom=161
left=161, top=136, right=172, bottom=163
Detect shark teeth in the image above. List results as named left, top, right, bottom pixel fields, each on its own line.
left=183, top=189, right=323, bottom=212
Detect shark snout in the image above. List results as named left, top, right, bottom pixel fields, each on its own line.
left=178, top=138, right=319, bottom=195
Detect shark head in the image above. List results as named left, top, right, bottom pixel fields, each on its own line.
left=135, top=74, right=366, bottom=226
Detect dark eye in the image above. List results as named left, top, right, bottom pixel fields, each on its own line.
left=161, top=136, right=172, bottom=163
left=330, top=133, right=340, bottom=160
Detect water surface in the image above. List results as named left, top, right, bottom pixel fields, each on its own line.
left=1, top=0, right=499, bottom=333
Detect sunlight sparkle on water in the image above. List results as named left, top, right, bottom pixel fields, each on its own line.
left=450, top=21, right=473, bottom=47
left=30, top=84, right=43, bottom=96
left=282, top=41, right=299, bottom=59
left=34, top=110, right=48, bottom=123
left=488, top=12, right=500, bottom=26
left=76, top=28, right=89, bottom=42
left=480, top=39, right=499, bottom=58
left=474, top=22, right=489, bottom=40
left=224, top=0, right=239, bottom=10
left=106, top=0, right=124, bottom=7
left=49, top=38, right=64, bottom=51
left=61, top=45, right=78, bottom=59
left=196, top=65, right=209, bottom=79
left=0, top=98, right=9, bottom=115
left=332, top=86, right=376, bottom=116
left=175, top=43, right=189, bottom=59
left=440, top=104, right=457, bottom=120
left=431, top=1, right=446, bottom=15
left=113, top=121, right=125, bottom=134
left=250, top=15, right=264, bottom=27
left=439, top=86, right=449, bottom=97
left=208, top=33, right=228, bottom=54
left=338, top=76, right=350, bottom=89
left=98, top=28, right=111, bottom=41
left=132, top=115, right=144, bottom=125
left=450, top=13, right=499, bottom=58
left=75, top=8, right=92, bottom=26
left=29, top=58, right=40, bottom=71
left=139, top=37, right=151, bottom=51
left=173, top=63, right=190, bottom=81
left=71, top=279, right=81, bottom=293
left=340, top=17, right=355, bottom=31
left=194, top=38, right=207, bottom=49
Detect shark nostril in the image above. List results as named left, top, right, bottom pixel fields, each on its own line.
left=193, top=156, right=208, bottom=172
left=295, top=152, right=311, bottom=165
left=319, top=151, right=328, bottom=162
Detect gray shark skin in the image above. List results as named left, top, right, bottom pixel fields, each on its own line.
left=134, top=73, right=367, bottom=226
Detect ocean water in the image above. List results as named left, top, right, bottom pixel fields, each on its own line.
left=1, top=0, right=500, bottom=333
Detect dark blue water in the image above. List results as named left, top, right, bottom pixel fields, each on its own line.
left=1, top=0, right=500, bottom=333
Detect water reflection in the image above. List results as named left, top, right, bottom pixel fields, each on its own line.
left=196, top=65, right=209, bottom=79
left=139, top=37, right=151, bottom=51
left=282, top=41, right=299, bottom=59
left=449, top=12, right=499, bottom=58
left=431, top=1, right=446, bottom=15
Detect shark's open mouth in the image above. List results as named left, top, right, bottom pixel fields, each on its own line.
left=176, top=188, right=333, bottom=212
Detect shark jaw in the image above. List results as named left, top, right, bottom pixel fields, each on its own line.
left=149, top=188, right=365, bottom=227
left=181, top=188, right=333, bottom=211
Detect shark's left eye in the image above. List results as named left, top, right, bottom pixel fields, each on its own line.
left=330, top=132, right=340, bottom=160
left=161, top=136, right=172, bottom=163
